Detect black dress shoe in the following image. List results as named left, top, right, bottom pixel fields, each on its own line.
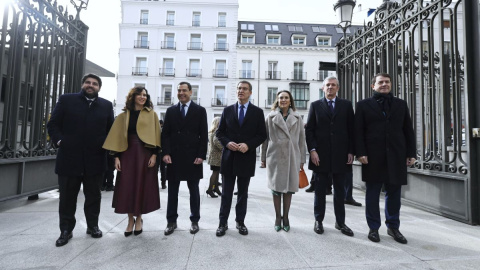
left=326, top=189, right=333, bottom=195
left=236, top=221, right=248, bottom=235
left=305, top=185, right=315, bottom=193
left=86, top=226, right=103, bottom=238
left=344, top=199, right=362, bottom=207
left=216, top=223, right=228, bottom=237
left=105, top=185, right=115, bottom=192
left=161, top=181, right=167, bottom=189
left=234, top=191, right=238, bottom=195
left=134, top=219, right=143, bottom=236
left=206, top=190, right=218, bottom=198
left=190, top=222, right=199, bottom=234
left=335, top=222, right=354, bottom=237
left=213, top=187, right=222, bottom=196
left=368, top=229, right=380, bottom=242
left=388, top=228, right=408, bottom=244
left=125, top=218, right=135, bottom=237
left=55, top=231, right=72, bottom=247
left=314, top=221, right=324, bottom=234
left=164, top=222, right=177, bottom=236
left=100, top=185, right=106, bottom=191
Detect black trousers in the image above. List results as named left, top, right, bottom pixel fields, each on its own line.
left=314, top=172, right=346, bottom=225
left=58, top=174, right=103, bottom=233
left=344, top=171, right=354, bottom=201
left=166, top=179, right=200, bottom=223
left=219, top=174, right=250, bottom=224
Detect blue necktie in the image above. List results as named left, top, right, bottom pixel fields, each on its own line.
left=239, top=105, right=245, bottom=126
left=181, top=104, right=186, bottom=118
left=328, top=100, right=334, bottom=114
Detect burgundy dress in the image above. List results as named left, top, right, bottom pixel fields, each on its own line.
left=112, top=110, right=160, bottom=215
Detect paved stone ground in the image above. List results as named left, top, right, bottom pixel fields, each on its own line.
left=0, top=161, right=479, bottom=270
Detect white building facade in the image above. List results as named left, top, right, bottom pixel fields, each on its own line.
left=117, top=0, right=358, bottom=122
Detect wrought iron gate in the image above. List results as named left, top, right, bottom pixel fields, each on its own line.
left=0, top=0, right=88, bottom=201
left=338, top=0, right=480, bottom=224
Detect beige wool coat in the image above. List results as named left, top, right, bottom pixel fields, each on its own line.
left=261, top=110, right=307, bottom=193
left=207, top=132, right=223, bottom=167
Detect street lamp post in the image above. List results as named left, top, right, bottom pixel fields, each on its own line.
left=333, top=0, right=356, bottom=98
left=70, top=0, right=89, bottom=20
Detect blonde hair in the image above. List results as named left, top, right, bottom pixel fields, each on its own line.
left=209, top=117, right=221, bottom=133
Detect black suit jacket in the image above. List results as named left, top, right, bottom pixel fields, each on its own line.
left=354, top=96, right=416, bottom=185
left=162, top=101, right=208, bottom=181
left=47, top=91, right=114, bottom=177
left=306, top=98, right=354, bottom=173
left=216, top=102, right=267, bottom=178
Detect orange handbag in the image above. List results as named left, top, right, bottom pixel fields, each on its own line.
left=299, top=168, right=309, bottom=188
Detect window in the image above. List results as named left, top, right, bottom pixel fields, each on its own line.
left=214, top=86, right=226, bottom=106
left=192, top=12, right=201, bottom=26
left=161, top=85, right=172, bottom=105
left=134, top=83, right=146, bottom=88
left=312, top=26, right=327, bottom=33
left=214, top=60, right=227, bottom=78
left=318, top=70, right=328, bottom=81
left=241, top=60, right=253, bottom=79
left=288, top=25, right=303, bottom=32
left=265, top=24, right=279, bottom=31
left=215, top=34, right=228, bottom=51
left=335, top=27, right=350, bottom=33
left=241, top=33, right=255, bottom=44
left=133, top=57, right=147, bottom=75
left=318, top=88, right=325, bottom=99
left=162, top=59, right=174, bottom=76
left=163, top=33, right=175, bottom=49
left=292, top=35, right=306, bottom=45
left=189, top=34, right=202, bottom=50
left=191, top=85, right=199, bottom=103
left=316, top=36, right=330, bottom=46
left=267, top=34, right=280, bottom=45
left=136, top=32, right=148, bottom=48
left=188, top=59, right=201, bottom=77
left=290, top=83, right=309, bottom=109
left=166, top=11, right=175, bottom=25
left=267, top=61, right=279, bottom=80
left=293, top=62, right=305, bottom=80
left=218, top=12, right=226, bottom=27
left=240, top=24, right=254, bottom=30
left=267, top=87, right=278, bottom=105
left=140, top=10, right=148, bottom=24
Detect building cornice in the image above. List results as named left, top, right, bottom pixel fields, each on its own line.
left=236, top=44, right=335, bottom=52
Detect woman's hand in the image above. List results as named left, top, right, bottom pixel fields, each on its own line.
left=148, top=154, right=157, bottom=168
left=115, top=157, right=121, bottom=171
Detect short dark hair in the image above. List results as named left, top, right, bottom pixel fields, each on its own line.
left=237, top=80, right=252, bottom=91
left=82, top=73, right=102, bottom=88
left=124, top=86, right=153, bottom=111
left=178, top=81, right=192, bottom=91
left=272, top=90, right=296, bottom=111
left=371, top=73, right=391, bottom=85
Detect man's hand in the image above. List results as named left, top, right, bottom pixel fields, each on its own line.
left=406, top=157, right=416, bottom=166
left=310, top=150, right=320, bottom=166
left=238, top=143, right=249, bottom=153
left=358, top=156, right=368, bottom=164
left=347, top=153, right=354, bottom=164
left=148, top=154, right=157, bottom=168
left=115, top=157, right=121, bottom=171
left=300, top=163, right=304, bottom=170
left=163, top=154, right=172, bottom=164
left=227, top=142, right=239, bottom=151
left=194, top=158, right=203, bottom=165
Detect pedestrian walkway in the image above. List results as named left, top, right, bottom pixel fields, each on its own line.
left=0, top=162, right=479, bottom=269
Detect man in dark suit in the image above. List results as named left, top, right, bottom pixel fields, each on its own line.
left=306, top=76, right=355, bottom=237
left=162, top=81, right=208, bottom=235
left=215, top=81, right=267, bottom=237
left=355, top=73, right=416, bottom=244
left=47, top=74, right=114, bottom=247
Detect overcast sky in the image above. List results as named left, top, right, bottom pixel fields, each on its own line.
left=36, top=0, right=385, bottom=101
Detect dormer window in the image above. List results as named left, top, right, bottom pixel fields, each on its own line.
left=266, top=34, right=280, bottom=45
left=316, top=36, right=331, bottom=46
left=292, top=35, right=306, bottom=45
left=241, top=33, right=255, bottom=44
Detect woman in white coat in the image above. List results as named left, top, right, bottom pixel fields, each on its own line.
left=261, top=90, right=306, bottom=232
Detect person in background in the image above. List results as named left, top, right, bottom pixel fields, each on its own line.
left=101, top=155, right=115, bottom=191
left=159, top=120, right=167, bottom=190
left=206, top=117, right=223, bottom=198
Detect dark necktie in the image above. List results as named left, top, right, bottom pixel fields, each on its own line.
left=181, top=104, right=186, bottom=118
left=239, top=105, right=245, bottom=126
left=87, top=99, right=93, bottom=107
left=328, top=100, right=334, bottom=114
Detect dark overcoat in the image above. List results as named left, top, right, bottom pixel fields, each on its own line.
left=47, top=91, right=114, bottom=177
left=354, top=97, right=416, bottom=185
left=305, top=98, right=354, bottom=173
left=216, top=102, right=266, bottom=178
left=162, top=101, right=208, bottom=181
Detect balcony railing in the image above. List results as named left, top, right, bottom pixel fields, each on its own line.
left=266, top=71, right=281, bottom=80
left=140, top=19, right=148, bottom=24
left=186, top=69, right=202, bottom=77
left=295, top=100, right=309, bottom=110
left=211, top=98, right=228, bottom=107
left=218, top=21, right=226, bottom=27
left=192, top=20, right=200, bottom=27
left=159, top=68, right=175, bottom=77
left=157, top=97, right=174, bottom=106
left=166, top=19, right=174, bottom=25
left=132, top=67, right=148, bottom=76
left=291, top=72, right=307, bottom=81
left=187, top=42, right=203, bottom=50
left=134, top=40, right=149, bottom=49
left=214, top=43, right=229, bottom=51
left=239, top=70, right=255, bottom=79
left=161, top=41, right=176, bottom=49
left=213, top=69, right=228, bottom=78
